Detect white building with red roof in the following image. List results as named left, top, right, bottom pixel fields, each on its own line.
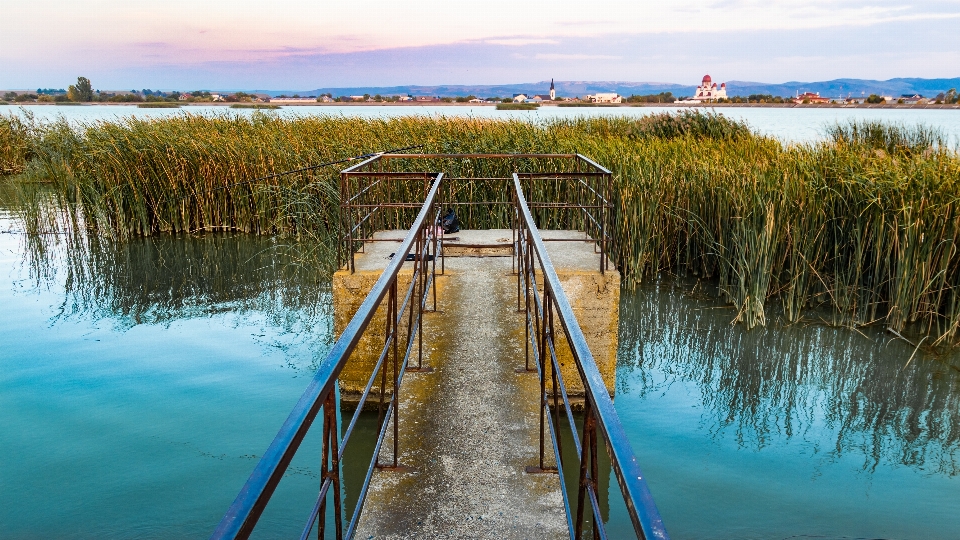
left=691, top=75, right=727, bottom=102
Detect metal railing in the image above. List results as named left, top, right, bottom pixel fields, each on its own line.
left=339, top=153, right=613, bottom=274
left=513, top=173, right=668, bottom=540
left=210, top=173, right=443, bottom=540
left=213, top=153, right=664, bottom=540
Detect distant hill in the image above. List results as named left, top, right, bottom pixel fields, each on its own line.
left=251, top=81, right=692, bottom=99
left=723, top=78, right=960, bottom=98
left=249, top=77, right=960, bottom=99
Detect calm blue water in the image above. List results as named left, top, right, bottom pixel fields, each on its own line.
left=609, top=282, right=960, bottom=539
left=0, top=204, right=336, bottom=538
left=2, top=192, right=959, bottom=538
left=5, top=103, right=960, bottom=144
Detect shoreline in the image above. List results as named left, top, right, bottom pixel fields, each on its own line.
left=6, top=101, right=959, bottom=110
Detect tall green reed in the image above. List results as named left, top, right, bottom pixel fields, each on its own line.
left=7, top=112, right=960, bottom=346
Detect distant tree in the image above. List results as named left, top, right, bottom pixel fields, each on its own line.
left=107, top=93, right=144, bottom=103
left=625, top=92, right=675, bottom=103
left=946, top=88, right=958, bottom=104
left=67, top=77, right=94, bottom=102
left=866, top=94, right=885, bottom=104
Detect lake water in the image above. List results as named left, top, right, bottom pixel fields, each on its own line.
left=2, top=186, right=958, bottom=538
left=5, top=103, right=960, bottom=144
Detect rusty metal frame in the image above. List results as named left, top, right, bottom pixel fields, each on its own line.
left=340, top=153, right=613, bottom=275
left=211, top=174, right=443, bottom=540
left=214, top=153, right=660, bottom=540
left=513, top=173, right=668, bottom=540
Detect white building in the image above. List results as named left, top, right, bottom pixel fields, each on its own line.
left=271, top=97, right=318, bottom=103
left=691, top=75, right=727, bottom=101
left=583, top=93, right=622, bottom=104
left=513, top=93, right=528, bottom=103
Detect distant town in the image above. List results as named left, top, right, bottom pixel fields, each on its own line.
left=3, top=76, right=960, bottom=107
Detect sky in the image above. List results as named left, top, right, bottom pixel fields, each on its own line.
left=3, top=0, right=959, bottom=90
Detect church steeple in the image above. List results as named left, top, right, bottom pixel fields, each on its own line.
left=549, top=78, right=555, bottom=101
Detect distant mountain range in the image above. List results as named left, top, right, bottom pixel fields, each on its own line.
left=251, top=78, right=960, bottom=99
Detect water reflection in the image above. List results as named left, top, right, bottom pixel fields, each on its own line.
left=10, top=208, right=333, bottom=373
left=1, top=186, right=343, bottom=537
left=618, top=279, right=960, bottom=476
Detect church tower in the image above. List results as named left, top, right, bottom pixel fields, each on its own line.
left=549, top=79, right=555, bottom=101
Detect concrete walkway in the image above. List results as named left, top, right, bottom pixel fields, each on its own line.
left=353, top=250, right=568, bottom=539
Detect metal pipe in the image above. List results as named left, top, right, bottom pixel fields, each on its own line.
left=512, top=173, right=668, bottom=540
left=210, top=174, right=443, bottom=540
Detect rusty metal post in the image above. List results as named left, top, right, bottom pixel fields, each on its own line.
left=375, top=281, right=395, bottom=464
left=318, top=391, right=343, bottom=540
left=575, top=396, right=597, bottom=540
left=407, top=232, right=418, bottom=368
left=391, top=279, right=399, bottom=468
left=431, top=204, right=438, bottom=312
left=523, top=236, right=531, bottom=372
left=417, top=225, right=424, bottom=369
left=548, top=289, right=563, bottom=466
left=512, top=187, right=518, bottom=276
left=574, top=396, right=596, bottom=540
left=538, top=287, right=550, bottom=471
left=318, top=398, right=330, bottom=540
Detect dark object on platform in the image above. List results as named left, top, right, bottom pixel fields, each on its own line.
left=389, top=253, right=435, bottom=262
left=442, top=209, right=460, bottom=234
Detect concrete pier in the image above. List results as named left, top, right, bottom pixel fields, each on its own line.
left=333, top=230, right=620, bottom=403
left=332, top=229, right=620, bottom=538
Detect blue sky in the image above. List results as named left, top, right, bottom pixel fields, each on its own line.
left=3, top=0, right=959, bottom=90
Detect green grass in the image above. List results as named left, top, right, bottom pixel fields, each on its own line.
left=496, top=103, right=539, bottom=110
left=137, top=103, right=181, bottom=108
left=0, top=114, right=33, bottom=175
left=6, top=111, right=960, bottom=347
left=230, top=104, right=280, bottom=109
left=55, top=102, right=84, bottom=106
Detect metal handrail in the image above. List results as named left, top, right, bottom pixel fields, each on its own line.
left=341, top=153, right=613, bottom=275
left=513, top=173, right=668, bottom=540
left=210, top=173, right=443, bottom=540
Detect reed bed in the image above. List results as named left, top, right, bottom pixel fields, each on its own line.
left=0, top=113, right=33, bottom=175
left=5, top=110, right=959, bottom=346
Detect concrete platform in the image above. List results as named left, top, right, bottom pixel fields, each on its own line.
left=352, top=254, right=567, bottom=539
left=333, top=230, right=620, bottom=402
left=332, top=229, right=620, bottom=538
